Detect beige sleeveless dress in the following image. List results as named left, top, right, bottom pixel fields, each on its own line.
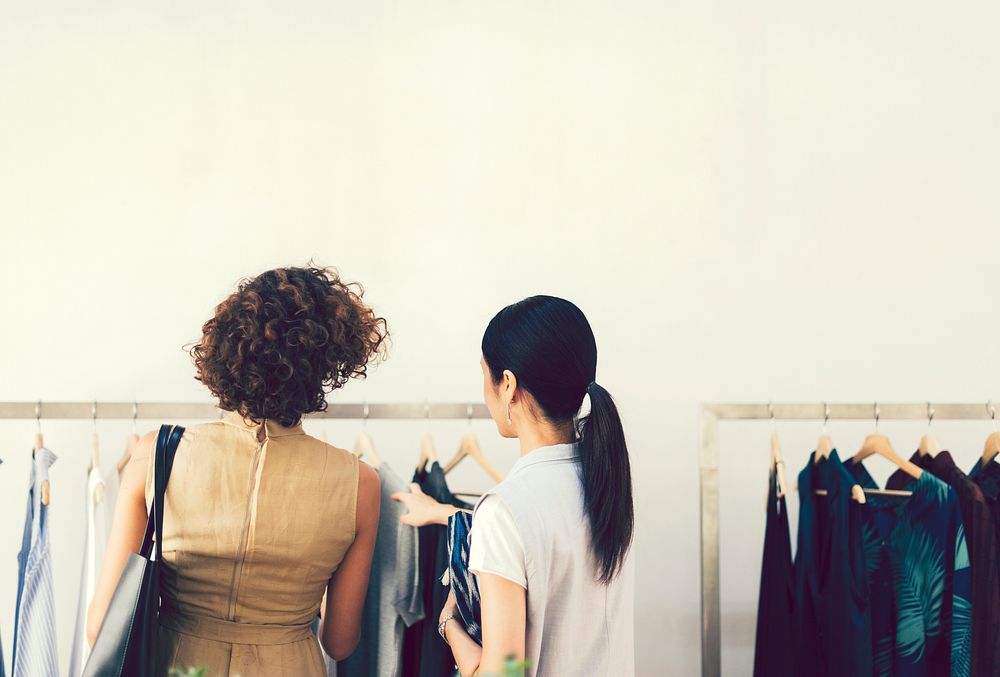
left=144, top=410, right=359, bottom=677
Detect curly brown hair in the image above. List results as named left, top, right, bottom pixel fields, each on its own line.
left=189, top=265, right=390, bottom=427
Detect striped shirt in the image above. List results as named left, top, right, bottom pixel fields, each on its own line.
left=12, top=446, right=59, bottom=677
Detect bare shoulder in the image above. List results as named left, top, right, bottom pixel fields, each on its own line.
left=358, top=460, right=380, bottom=497
left=308, top=435, right=364, bottom=466
left=120, top=429, right=158, bottom=502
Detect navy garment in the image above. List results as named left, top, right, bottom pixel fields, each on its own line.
left=851, top=458, right=972, bottom=676
left=845, top=458, right=898, bottom=677
left=794, top=450, right=872, bottom=677
left=969, top=457, right=1000, bottom=676
left=401, top=462, right=471, bottom=677
left=445, top=510, right=482, bottom=645
left=924, top=452, right=1000, bottom=677
left=753, top=465, right=795, bottom=677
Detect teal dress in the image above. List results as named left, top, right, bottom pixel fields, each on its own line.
left=857, top=457, right=972, bottom=677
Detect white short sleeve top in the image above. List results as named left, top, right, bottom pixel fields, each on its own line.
left=468, top=494, right=527, bottom=588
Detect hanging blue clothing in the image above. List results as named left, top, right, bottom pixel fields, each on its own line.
left=753, top=464, right=795, bottom=677
left=444, top=510, right=482, bottom=644
left=12, top=447, right=58, bottom=677
left=861, top=456, right=972, bottom=677
left=794, top=450, right=872, bottom=677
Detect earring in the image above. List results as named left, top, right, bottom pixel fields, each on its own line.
left=506, top=402, right=512, bottom=425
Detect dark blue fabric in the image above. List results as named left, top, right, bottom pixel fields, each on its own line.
left=854, top=456, right=972, bottom=677
left=446, top=511, right=482, bottom=645
left=753, top=466, right=795, bottom=677
left=794, top=450, right=872, bottom=677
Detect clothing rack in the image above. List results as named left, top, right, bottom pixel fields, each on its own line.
left=0, top=401, right=493, bottom=421
left=698, top=402, right=1000, bottom=677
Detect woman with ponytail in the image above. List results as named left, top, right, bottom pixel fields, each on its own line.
left=397, top=295, right=635, bottom=676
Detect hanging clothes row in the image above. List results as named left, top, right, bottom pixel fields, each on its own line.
left=321, top=422, right=501, bottom=677
left=754, top=415, right=1000, bottom=677
left=7, top=414, right=128, bottom=677
left=2, top=413, right=498, bottom=677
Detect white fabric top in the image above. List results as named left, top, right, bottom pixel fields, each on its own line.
left=468, top=493, right=527, bottom=588
left=470, top=441, right=636, bottom=677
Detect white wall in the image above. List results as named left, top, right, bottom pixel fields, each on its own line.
left=1, top=2, right=999, bottom=675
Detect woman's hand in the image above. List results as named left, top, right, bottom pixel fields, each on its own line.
left=390, top=482, right=458, bottom=526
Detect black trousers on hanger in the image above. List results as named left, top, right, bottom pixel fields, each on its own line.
left=753, top=468, right=796, bottom=677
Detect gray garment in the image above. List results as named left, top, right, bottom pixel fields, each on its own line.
left=328, top=461, right=424, bottom=677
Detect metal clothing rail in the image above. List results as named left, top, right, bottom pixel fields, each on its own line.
left=0, top=401, right=493, bottom=421
left=698, top=402, right=1000, bottom=677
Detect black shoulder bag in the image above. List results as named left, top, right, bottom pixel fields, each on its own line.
left=83, top=423, right=185, bottom=677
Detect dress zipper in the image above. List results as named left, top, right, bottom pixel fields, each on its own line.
left=227, top=437, right=265, bottom=621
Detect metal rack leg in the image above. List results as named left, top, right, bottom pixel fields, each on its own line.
left=700, top=407, right=721, bottom=677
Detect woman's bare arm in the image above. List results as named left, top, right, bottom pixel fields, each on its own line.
left=444, top=572, right=526, bottom=676
left=318, top=461, right=380, bottom=660
left=87, top=429, right=157, bottom=645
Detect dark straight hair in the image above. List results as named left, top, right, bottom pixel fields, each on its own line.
left=481, top=295, right=634, bottom=584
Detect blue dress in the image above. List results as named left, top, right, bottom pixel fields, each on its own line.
left=794, top=450, right=873, bottom=677
left=856, top=455, right=972, bottom=676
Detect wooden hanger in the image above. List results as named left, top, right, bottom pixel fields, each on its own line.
left=917, top=404, right=942, bottom=458
left=858, top=433, right=923, bottom=479
left=35, top=401, right=49, bottom=506
left=351, top=403, right=381, bottom=467
left=816, top=434, right=834, bottom=462
left=816, top=403, right=833, bottom=463
left=769, top=431, right=788, bottom=498
left=983, top=401, right=1000, bottom=467
left=353, top=430, right=382, bottom=468
left=444, top=432, right=504, bottom=483
left=417, top=432, right=437, bottom=472
left=918, top=432, right=942, bottom=458
left=416, top=400, right=438, bottom=472
left=982, top=433, right=1000, bottom=467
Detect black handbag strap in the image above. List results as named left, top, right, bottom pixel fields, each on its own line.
left=139, top=424, right=184, bottom=560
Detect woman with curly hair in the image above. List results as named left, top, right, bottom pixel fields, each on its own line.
left=87, top=265, right=390, bottom=677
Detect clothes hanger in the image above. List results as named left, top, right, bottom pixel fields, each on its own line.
left=35, top=400, right=50, bottom=506
left=855, top=403, right=922, bottom=482
left=798, top=402, right=866, bottom=503
left=90, top=401, right=101, bottom=471
left=815, top=402, right=833, bottom=463
left=917, top=402, right=942, bottom=458
left=416, top=400, right=437, bottom=472
left=766, top=403, right=788, bottom=498
left=91, top=401, right=106, bottom=504
left=118, top=402, right=140, bottom=478
left=982, top=401, right=1000, bottom=467
left=353, top=403, right=382, bottom=468
left=444, top=404, right=504, bottom=483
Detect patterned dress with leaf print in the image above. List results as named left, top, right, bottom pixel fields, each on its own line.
left=851, top=460, right=972, bottom=677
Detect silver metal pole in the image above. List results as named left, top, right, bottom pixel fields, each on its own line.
left=699, top=406, right=721, bottom=677
left=0, top=401, right=493, bottom=420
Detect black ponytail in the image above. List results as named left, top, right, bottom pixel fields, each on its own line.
left=577, top=381, right=634, bottom=584
left=481, top=295, right=634, bottom=585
